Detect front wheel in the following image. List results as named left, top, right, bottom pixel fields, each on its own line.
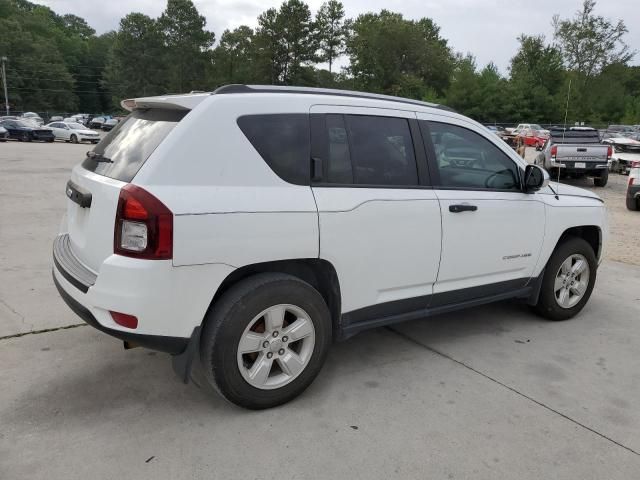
left=627, top=195, right=639, bottom=211
left=200, top=273, right=332, bottom=409
left=532, top=237, right=597, bottom=321
left=70, top=134, right=78, bottom=144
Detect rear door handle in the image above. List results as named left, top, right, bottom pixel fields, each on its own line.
left=449, top=204, right=477, bottom=213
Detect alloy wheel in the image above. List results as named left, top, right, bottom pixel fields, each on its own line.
left=554, top=254, right=590, bottom=309
left=236, top=304, right=315, bottom=390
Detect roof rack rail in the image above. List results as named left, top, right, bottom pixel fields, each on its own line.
left=212, top=84, right=456, bottom=113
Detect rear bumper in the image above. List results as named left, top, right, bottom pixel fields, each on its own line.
left=52, top=233, right=234, bottom=352
left=53, top=271, right=188, bottom=354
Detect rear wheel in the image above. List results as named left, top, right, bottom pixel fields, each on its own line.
left=532, top=237, right=597, bottom=321
left=627, top=195, right=639, bottom=211
left=594, top=170, right=608, bottom=187
left=21, top=132, right=30, bottom=142
left=70, top=134, right=78, bottom=144
left=200, top=273, right=332, bottom=409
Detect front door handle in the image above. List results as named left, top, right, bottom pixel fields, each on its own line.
left=449, top=204, right=478, bottom=213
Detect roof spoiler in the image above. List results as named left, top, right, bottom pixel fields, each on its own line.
left=121, top=92, right=210, bottom=112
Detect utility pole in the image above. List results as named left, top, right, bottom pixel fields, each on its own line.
left=1, top=56, right=8, bottom=115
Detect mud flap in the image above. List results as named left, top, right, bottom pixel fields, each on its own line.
left=171, top=326, right=201, bottom=384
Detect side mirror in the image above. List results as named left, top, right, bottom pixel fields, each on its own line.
left=524, top=164, right=549, bottom=192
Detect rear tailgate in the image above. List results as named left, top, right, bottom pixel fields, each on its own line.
left=65, top=168, right=125, bottom=272
left=555, top=144, right=609, bottom=165
left=63, top=108, right=187, bottom=273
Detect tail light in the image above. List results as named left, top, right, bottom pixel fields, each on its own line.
left=114, top=184, right=173, bottom=260
left=550, top=145, right=557, bottom=159
left=606, top=145, right=612, bottom=160
left=630, top=177, right=634, bottom=186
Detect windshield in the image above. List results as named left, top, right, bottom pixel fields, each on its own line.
left=68, top=123, right=85, bottom=130
left=531, top=124, right=543, bottom=130
left=81, top=109, right=186, bottom=182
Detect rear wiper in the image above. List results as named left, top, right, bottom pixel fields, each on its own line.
left=86, top=151, right=112, bottom=163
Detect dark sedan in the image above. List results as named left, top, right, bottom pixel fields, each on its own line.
left=0, top=119, right=55, bottom=142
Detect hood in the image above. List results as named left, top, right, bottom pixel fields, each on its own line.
left=539, top=183, right=603, bottom=202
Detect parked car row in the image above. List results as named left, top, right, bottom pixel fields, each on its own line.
left=0, top=118, right=107, bottom=144
left=0, top=119, right=55, bottom=142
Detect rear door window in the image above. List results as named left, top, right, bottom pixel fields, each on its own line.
left=237, top=114, right=310, bottom=185
left=82, top=109, right=186, bottom=182
left=345, top=115, right=419, bottom=186
left=315, top=114, right=419, bottom=187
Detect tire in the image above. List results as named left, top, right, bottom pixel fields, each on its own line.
left=627, top=195, right=639, bottom=211
left=532, top=236, right=597, bottom=321
left=21, top=132, right=30, bottom=142
left=70, top=134, right=78, bottom=144
left=593, top=170, right=608, bottom=187
left=200, top=273, right=332, bottom=409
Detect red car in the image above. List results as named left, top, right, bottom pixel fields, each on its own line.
left=518, top=128, right=548, bottom=150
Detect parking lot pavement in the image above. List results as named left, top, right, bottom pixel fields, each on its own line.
left=2, top=280, right=639, bottom=480
left=0, top=141, right=88, bottom=337
left=1, top=142, right=640, bottom=478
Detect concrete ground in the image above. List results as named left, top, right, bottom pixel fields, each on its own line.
left=1, top=141, right=639, bottom=478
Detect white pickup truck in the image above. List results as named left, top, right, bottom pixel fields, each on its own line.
left=535, top=129, right=611, bottom=187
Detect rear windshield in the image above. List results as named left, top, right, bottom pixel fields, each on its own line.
left=82, top=109, right=186, bottom=182
left=550, top=132, right=601, bottom=144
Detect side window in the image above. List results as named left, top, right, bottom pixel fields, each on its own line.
left=325, top=114, right=353, bottom=184
left=426, top=122, right=520, bottom=191
left=237, top=114, right=310, bottom=185
left=346, top=115, right=418, bottom=186
left=321, top=114, right=418, bottom=186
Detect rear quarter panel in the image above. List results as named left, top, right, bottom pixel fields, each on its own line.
left=132, top=95, right=320, bottom=268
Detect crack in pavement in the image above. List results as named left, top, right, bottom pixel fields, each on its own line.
left=386, top=326, right=640, bottom=457
left=0, top=323, right=86, bottom=341
left=0, top=297, right=36, bottom=334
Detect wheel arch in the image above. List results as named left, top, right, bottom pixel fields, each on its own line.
left=556, top=225, right=602, bottom=261
left=209, top=259, right=342, bottom=340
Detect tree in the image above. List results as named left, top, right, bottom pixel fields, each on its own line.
left=211, top=26, right=257, bottom=85
left=553, top=0, right=634, bottom=79
left=315, top=0, right=346, bottom=73
left=346, top=11, right=454, bottom=98
left=158, top=0, right=215, bottom=92
left=254, top=0, right=316, bottom=85
left=103, top=13, right=166, bottom=102
left=508, top=35, right=565, bottom=122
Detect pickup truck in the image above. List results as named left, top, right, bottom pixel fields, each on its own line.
left=534, top=129, right=611, bottom=187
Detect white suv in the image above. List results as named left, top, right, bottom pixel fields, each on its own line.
left=53, top=85, right=607, bottom=409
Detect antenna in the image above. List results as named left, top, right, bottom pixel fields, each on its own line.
left=557, top=78, right=573, bottom=198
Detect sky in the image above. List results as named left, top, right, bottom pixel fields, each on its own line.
left=33, top=0, right=639, bottom=74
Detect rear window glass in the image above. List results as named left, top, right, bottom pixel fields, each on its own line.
left=550, top=132, right=601, bottom=144
left=81, top=109, right=186, bottom=182
left=237, top=114, right=310, bottom=185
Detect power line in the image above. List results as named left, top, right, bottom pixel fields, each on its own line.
left=6, top=59, right=108, bottom=69
left=8, top=69, right=107, bottom=78
left=7, top=75, right=121, bottom=85
left=10, top=87, right=112, bottom=94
